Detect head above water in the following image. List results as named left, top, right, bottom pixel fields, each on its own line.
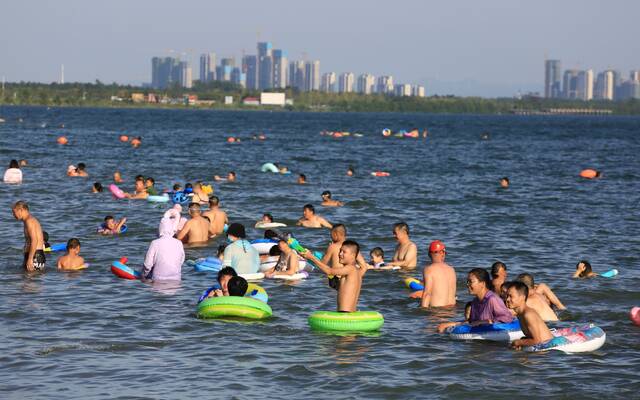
left=209, top=196, right=220, bottom=207
left=77, top=163, right=86, bottom=171
left=576, top=260, right=593, bottom=278
left=303, top=204, right=315, bottom=216
left=505, top=281, right=529, bottom=309
left=467, top=268, right=492, bottom=293
left=516, top=273, right=535, bottom=289
left=331, top=224, right=346, bottom=241
left=92, top=182, right=103, bottom=192
left=321, top=190, right=332, bottom=199
left=9, top=159, right=19, bottom=169
left=393, top=222, right=410, bottom=239
left=262, top=213, right=273, bottom=223
left=66, top=238, right=81, bottom=251
left=188, top=202, right=201, bottom=215
left=339, top=239, right=360, bottom=265
left=226, top=223, right=246, bottom=239
left=500, top=177, right=510, bottom=188
left=491, top=261, right=507, bottom=278
left=227, top=276, right=248, bottom=297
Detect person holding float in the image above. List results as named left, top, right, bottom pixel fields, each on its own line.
left=505, top=282, right=554, bottom=350
left=140, top=216, right=185, bottom=281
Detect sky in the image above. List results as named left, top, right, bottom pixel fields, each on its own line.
left=1, top=0, right=639, bottom=97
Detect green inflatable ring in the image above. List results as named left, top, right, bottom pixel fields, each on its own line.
left=197, top=296, right=273, bottom=320
left=308, top=311, right=384, bottom=332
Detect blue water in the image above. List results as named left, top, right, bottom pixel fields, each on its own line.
left=1, top=106, right=639, bottom=399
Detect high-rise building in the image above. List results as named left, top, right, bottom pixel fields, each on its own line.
left=630, top=70, right=640, bottom=82
left=594, top=70, right=614, bottom=100
left=231, top=67, right=246, bottom=88
left=151, top=57, right=189, bottom=89
left=576, top=69, right=593, bottom=100
left=376, top=75, right=394, bottom=94
left=257, top=42, right=273, bottom=89
left=289, top=61, right=306, bottom=90
left=357, top=74, right=375, bottom=94
left=272, top=49, right=288, bottom=89
left=563, top=69, right=580, bottom=99
left=394, top=84, right=412, bottom=96
left=243, top=55, right=258, bottom=90
left=617, top=80, right=640, bottom=100
left=338, top=73, right=355, bottom=93
left=412, top=85, right=426, bottom=97
left=320, top=72, right=336, bottom=93
left=304, top=60, right=320, bottom=92
left=178, top=62, right=193, bottom=88
left=544, top=59, right=562, bottom=98
left=199, top=53, right=216, bottom=82
left=216, top=58, right=235, bottom=82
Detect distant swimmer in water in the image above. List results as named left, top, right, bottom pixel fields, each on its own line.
left=145, top=177, right=158, bottom=196
left=347, top=166, right=354, bottom=176
left=131, top=136, right=142, bottom=148
left=499, top=177, right=510, bottom=189
left=57, top=238, right=86, bottom=271
left=491, top=261, right=508, bottom=295
left=13, top=200, right=46, bottom=272
left=125, top=175, right=148, bottom=199
left=214, top=171, right=236, bottom=182
left=387, top=222, right=417, bottom=269
left=202, top=196, right=228, bottom=237
left=580, top=169, right=601, bottom=179
left=92, top=182, right=103, bottom=193
left=176, top=203, right=210, bottom=246
left=421, top=240, right=457, bottom=309
left=75, top=163, right=89, bottom=177
left=67, top=165, right=79, bottom=177
left=297, top=174, right=307, bottom=184
left=98, top=215, right=127, bottom=235
left=573, top=260, right=598, bottom=278
left=297, top=204, right=332, bottom=228
left=481, top=132, right=490, bottom=140
left=19, top=159, right=28, bottom=167
left=422, top=129, right=428, bottom=138
left=4, top=159, right=23, bottom=184
left=506, top=282, right=554, bottom=350
left=515, top=273, right=558, bottom=321
left=321, top=190, right=344, bottom=207
left=114, top=171, right=123, bottom=183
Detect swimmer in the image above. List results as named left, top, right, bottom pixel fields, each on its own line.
left=98, top=215, right=127, bottom=235
left=190, top=182, right=209, bottom=204
left=422, top=129, right=428, bottom=138
left=92, top=182, right=103, bottom=193
left=347, top=166, right=354, bottom=176
left=499, top=177, right=509, bottom=189
left=207, top=267, right=238, bottom=298
left=12, top=201, right=46, bottom=272
left=19, top=159, right=28, bottom=167
left=76, top=163, right=88, bottom=177
left=114, top=171, right=123, bottom=183
left=176, top=203, right=210, bottom=245
left=369, top=247, right=386, bottom=268
left=321, top=191, right=344, bottom=207
left=145, top=177, right=158, bottom=196
left=256, top=213, right=274, bottom=226
left=297, top=204, right=332, bottom=228
left=124, top=175, right=148, bottom=199
left=214, top=171, right=236, bottom=182
left=228, top=276, right=249, bottom=297
left=57, top=238, right=86, bottom=271
left=302, top=240, right=364, bottom=312
left=491, top=261, right=508, bottom=294
left=297, top=174, right=307, bottom=184
left=421, top=240, right=457, bottom=308
left=505, top=282, right=554, bottom=350
left=67, top=165, right=79, bottom=177
left=202, top=196, right=228, bottom=237
left=573, top=260, right=598, bottom=278
left=4, top=159, right=23, bottom=184
left=264, top=240, right=300, bottom=278
left=322, top=224, right=371, bottom=270
left=388, top=222, right=417, bottom=269
left=279, top=166, right=289, bottom=174
left=515, top=274, right=558, bottom=321
left=131, top=136, right=142, bottom=148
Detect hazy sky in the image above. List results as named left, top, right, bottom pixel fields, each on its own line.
left=2, top=0, right=639, bottom=96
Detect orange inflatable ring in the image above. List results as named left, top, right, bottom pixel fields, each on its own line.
left=57, top=136, right=68, bottom=145
left=580, top=169, right=599, bottom=179
left=371, top=171, right=390, bottom=177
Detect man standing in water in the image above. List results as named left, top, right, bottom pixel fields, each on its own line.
left=421, top=240, right=457, bottom=308
left=297, top=204, right=332, bottom=228
left=176, top=203, right=210, bottom=245
left=202, top=196, right=228, bottom=237
left=322, top=224, right=370, bottom=269
left=12, top=201, right=46, bottom=272
left=388, top=222, right=417, bottom=269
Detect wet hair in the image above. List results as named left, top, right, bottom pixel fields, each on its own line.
left=9, top=159, right=19, bottom=168
left=209, top=196, right=220, bottom=206
left=227, top=276, right=248, bottom=296
left=468, top=268, right=493, bottom=291
left=269, top=244, right=282, bottom=256
left=491, top=261, right=507, bottom=278
left=577, top=260, right=593, bottom=278
left=500, top=281, right=515, bottom=300
left=393, top=222, right=410, bottom=235
left=348, top=166, right=354, bottom=173
left=135, top=175, right=144, bottom=181
left=510, top=281, right=529, bottom=299
left=321, top=190, right=332, bottom=198
left=263, top=213, right=273, bottom=223
left=104, top=215, right=114, bottom=222
left=188, top=202, right=201, bottom=212
left=217, top=266, right=237, bottom=283
left=516, top=273, right=535, bottom=289
left=146, top=177, right=155, bottom=185
left=500, top=177, right=510, bottom=184
left=173, top=183, right=182, bottom=191
left=332, top=223, right=346, bottom=236
left=370, top=247, right=384, bottom=258
left=93, top=182, right=103, bottom=192
left=229, top=171, right=236, bottom=177
left=13, top=200, right=29, bottom=211
left=341, top=239, right=360, bottom=257
left=77, top=163, right=86, bottom=170
left=264, top=229, right=279, bottom=240
left=216, top=244, right=227, bottom=257
left=303, top=204, right=315, bottom=214
left=299, top=174, right=306, bottom=180
left=66, top=238, right=81, bottom=250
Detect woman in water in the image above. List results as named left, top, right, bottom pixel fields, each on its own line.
left=573, top=260, right=598, bottom=278
left=3, top=159, right=22, bottom=184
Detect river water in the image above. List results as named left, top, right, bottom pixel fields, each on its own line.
left=0, top=106, right=638, bottom=399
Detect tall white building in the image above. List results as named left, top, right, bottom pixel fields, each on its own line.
left=630, top=70, right=640, bottom=82
left=199, top=53, right=216, bottom=82
left=576, top=69, right=593, bottom=100
left=594, top=70, right=614, bottom=100
left=338, top=72, right=355, bottom=93
left=272, top=49, right=288, bottom=89
left=289, top=61, right=306, bottom=90
left=394, top=84, right=412, bottom=96
left=357, top=74, right=375, bottom=94
left=412, top=85, right=425, bottom=97
left=304, top=60, right=320, bottom=92
left=376, top=75, right=394, bottom=94
left=320, top=72, right=336, bottom=93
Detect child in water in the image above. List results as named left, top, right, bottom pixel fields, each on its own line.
left=370, top=247, right=386, bottom=268
left=573, top=260, right=598, bottom=278
left=98, top=215, right=127, bottom=235
left=57, top=238, right=86, bottom=270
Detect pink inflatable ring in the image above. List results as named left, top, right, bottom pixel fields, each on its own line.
left=631, top=307, right=640, bottom=327
left=109, top=184, right=125, bottom=199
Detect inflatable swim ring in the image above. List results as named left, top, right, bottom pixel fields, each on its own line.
left=197, top=296, right=272, bottom=320
left=259, top=257, right=309, bottom=272
left=308, top=311, right=384, bottom=332
left=382, top=128, right=392, bottom=137
left=522, top=324, right=606, bottom=353
left=270, top=271, right=309, bottom=280
left=111, top=259, right=141, bottom=280
left=251, top=238, right=279, bottom=254
left=171, top=191, right=190, bottom=205
left=201, top=184, right=213, bottom=195
left=98, top=224, right=128, bottom=234
left=239, top=273, right=265, bottom=281
left=447, top=319, right=524, bottom=342
left=198, top=282, right=268, bottom=304
left=192, top=257, right=222, bottom=273
left=630, top=307, right=640, bottom=327
left=600, top=269, right=618, bottom=278
left=580, top=169, right=599, bottom=179
left=404, top=277, right=423, bottom=291
left=44, top=242, right=68, bottom=253
left=371, top=171, right=390, bottom=177
left=147, top=194, right=169, bottom=203
left=260, top=163, right=279, bottom=173
left=255, top=222, right=287, bottom=229
left=109, top=184, right=125, bottom=199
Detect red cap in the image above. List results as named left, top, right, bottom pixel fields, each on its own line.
left=429, top=240, right=446, bottom=253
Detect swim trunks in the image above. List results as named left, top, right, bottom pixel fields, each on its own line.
left=23, top=250, right=46, bottom=271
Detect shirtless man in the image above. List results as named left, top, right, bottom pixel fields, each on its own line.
left=420, top=240, right=457, bottom=308
left=505, top=281, right=554, bottom=350
left=322, top=224, right=370, bottom=269
left=57, top=238, right=86, bottom=271
left=125, top=175, right=148, bottom=199
left=12, top=201, right=46, bottom=272
left=491, top=261, right=508, bottom=295
left=297, top=204, right=332, bottom=228
left=321, top=191, right=344, bottom=207
left=302, top=240, right=364, bottom=312
left=388, top=222, right=417, bottom=269
left=76, top=163, right=89, bottom=177
left=516, top=273, right=559, bottom=321
left=202, top=196, right=228, bottom=237
left=176, top=203, right=210, bottom=245
left=534, top=281, right=566, bottom=310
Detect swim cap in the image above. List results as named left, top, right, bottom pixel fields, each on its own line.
left=429, top=240, right=446, bottom=253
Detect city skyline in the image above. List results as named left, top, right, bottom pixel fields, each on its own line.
left=2, top=1, right=640, bottom=97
